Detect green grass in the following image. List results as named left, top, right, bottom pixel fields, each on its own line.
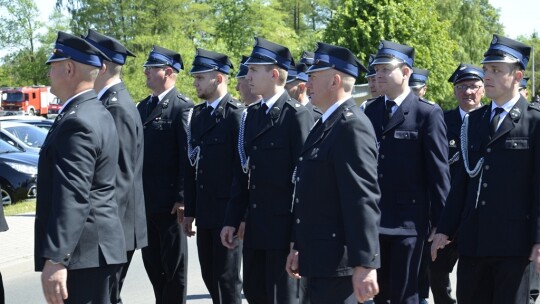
left=4, top=199, right=36, bottom=216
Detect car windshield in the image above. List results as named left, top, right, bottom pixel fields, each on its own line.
left=3, top=125, right=47, bottom=148
left=0, top=139, right=22, bottom=153
left=4, top=92, right=23, bottom=102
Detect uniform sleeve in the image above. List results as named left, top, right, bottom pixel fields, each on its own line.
left=334, top=116, right=381, bottom=269
left=41, top=117, right=100, bottom=264
left=423, top=106, right=451, bottom=227
left=175, top=102, right=194, bottom=203
left=105, top=103, right=136, bottom=220
left=290, top=108, right=314, bottom=164
left=223, top=109, right=249, bottom=229
left=183, top=115, right=197, bottom=217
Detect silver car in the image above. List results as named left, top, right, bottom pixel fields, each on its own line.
left=0, top=121, right=48, bottom=154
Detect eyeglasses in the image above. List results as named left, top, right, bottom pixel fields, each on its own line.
left=455, top=84, right=483, bottom=92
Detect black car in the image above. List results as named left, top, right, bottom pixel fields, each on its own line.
left=0, top=139, right=38, bottom=205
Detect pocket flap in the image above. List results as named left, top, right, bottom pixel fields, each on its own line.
left=394, top=130, right=418, bottom=140
left=505, top=138, right=529, bottom=149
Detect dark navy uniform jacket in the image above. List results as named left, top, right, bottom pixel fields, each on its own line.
left=438, top=97, right=540, bottom=257
left=137, top=88, right=194, bottom=214
left=101, top=82, right=147, bottom=251
left=444, top=107, right=463, bottom=180
left=293, top=98, right=381, bottom=278
left=35, top=90, right=126, bottom=270
left=184, top=94, right=243, bottom=229
left=224, top=91, right=313, bottom=250
left=364, top=91, right=450, bottom=236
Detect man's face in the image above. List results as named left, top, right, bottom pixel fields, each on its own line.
left=374, top=64, right=406, bottom=96
left=411, top=86, right=427, bottom=98
left=482, top=62, right=520, bottom=102
left=246, top=65, right=273, bottom=96
left=285, top=80, right=302, bottom=101
left=453, top=79, right=484, bottom=112
left=144, top=66, right=168, bottom=91
left=235, top=78, right=252, bottom=102
left=192, top=72, right=218, bottom=101
left=306, top=69, right=333, bottom=108
left=367, top=76, right=379, bottom=96
left=47, top=61, right=68, bottom=99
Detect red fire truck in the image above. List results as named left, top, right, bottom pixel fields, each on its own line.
left=0, top=86, right=56, bottom=117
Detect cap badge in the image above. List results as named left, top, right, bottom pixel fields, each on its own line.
left=491, top=36, right=498, bottom=45
left=378, top=42, right=384, bottom=50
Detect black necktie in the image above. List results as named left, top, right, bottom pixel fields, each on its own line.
left=147, top=95, right=159, bottom=114
left=260, top=102, right=269, bottom=114
left=490, top=107, right=504, bottom=137
left=383, top=100, right=396, bottom=127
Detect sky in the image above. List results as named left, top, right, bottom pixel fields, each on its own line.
left=35, top=0, right=538, bottom=39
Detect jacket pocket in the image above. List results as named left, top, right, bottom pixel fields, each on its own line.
left=394, top=130, right=418, bottom=140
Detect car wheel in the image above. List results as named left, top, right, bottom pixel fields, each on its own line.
left=1, top=188, right=12, bottom=205
left=29, top=108, right=36, bottom=116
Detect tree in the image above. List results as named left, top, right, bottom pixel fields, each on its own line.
left=518, top=32, right=540, bottom=101
left=323, top=0, right=459, bottom=108
left=435, top=0, right=504, bottom=64
left=0, top=0, right=45, bottom=85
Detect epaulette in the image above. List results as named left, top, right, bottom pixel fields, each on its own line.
left=285, top=97, right=303, bottom=111
left=419, top=98, right=436, bottom=105
left=528, top=102, right=540, bottom=112
left=342, top=106, right=357, bottom=120
left=227, top=99, right=244, bottom=109
left=177, top=93, right=191, bottom=103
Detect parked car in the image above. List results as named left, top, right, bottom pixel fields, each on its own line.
left=0, top=139, right=38, bottom=205
left=0, top=121, right=48, bottom=154
left=0, top=115, right=53, bottom=130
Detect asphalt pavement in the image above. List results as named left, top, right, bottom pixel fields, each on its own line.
left=0, top=213, right=247, bottom=304
left=0, top=213, right=454, bottom=303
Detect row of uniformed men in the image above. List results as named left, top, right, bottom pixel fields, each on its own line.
left=34, top=28, right=538, bottom=304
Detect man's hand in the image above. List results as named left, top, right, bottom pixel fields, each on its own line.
left=183, top=216, right=196, bottom=237
left=529, top=243, right=540, bottom=272
left=431, top=233, right=450, bottom=261
left=41, top=260, right=68, bottom=304
left=352, top=266, right=378, bottom=302
left=285, top=249, right=301, bottom=279
left=171, top=202, right=185, bottom=224
left=237, top=222, right=246, bottom=241
left=220, top=226, right=238, bottom=249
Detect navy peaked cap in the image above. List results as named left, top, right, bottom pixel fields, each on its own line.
left=245, top=37, right=294, bottom=70
left=409, top=67, right=429, bottom=88
left=300, top=51, right=315, bottom=66
left=306, top=42, right=367, bottom=78
left=190, top=48, right=233, bottom=75
left=143, top=45, right=183, bottom=72
left=286, top=63, right=309, bottom=83
left=236, top=55, right=249, bottom=79
left=365, top=54, right=376, bottom=78
left=448, top=63, right=484, bottom=84
left=46, top=31, right=111, bottom=67
left=482, top=34, right=531, bottom=69
left=83, top=29, right=135, bottom=65
left=372, top=40, right=415, bottom=67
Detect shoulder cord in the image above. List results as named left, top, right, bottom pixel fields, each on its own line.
left=186, top=108, right=200, bottom=169
left=460, top=113, right=484, bottom=208
left=448, top=151, right=460, bottom=165
left=238, top=108, right=250, bottom=174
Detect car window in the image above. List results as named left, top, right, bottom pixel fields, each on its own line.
left=0, top=139, right=22, bottom=153
left=3, top=125, right=47, bottom=148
